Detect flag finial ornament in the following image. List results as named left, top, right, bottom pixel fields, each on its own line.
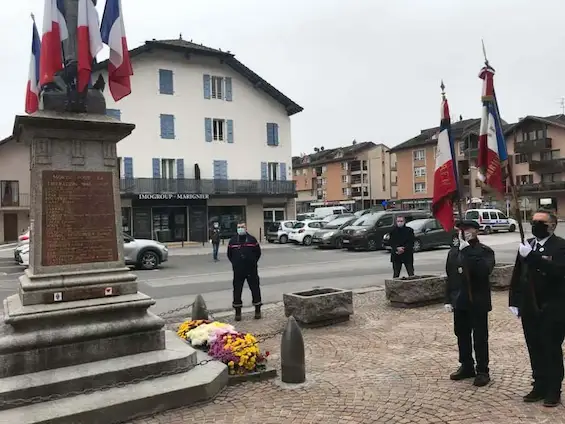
left=440, top=80, right=445, bottom=97
left=30, top=12, right=35, bottom=21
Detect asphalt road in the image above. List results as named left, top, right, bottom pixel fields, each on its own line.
left=0, top=230, right=529, bottom=316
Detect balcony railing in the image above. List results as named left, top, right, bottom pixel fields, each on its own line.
left=518, top=181, right=565, bottom=193
left=0, top=193, right=30, bottom=208
left=120, top=178, right=296, bottom=196
left=514, top=138, right=552, bottom=154
left=529, top=158, right=565, bottom=173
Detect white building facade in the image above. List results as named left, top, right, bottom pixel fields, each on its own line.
left=94, top=38, right=303, bottom=243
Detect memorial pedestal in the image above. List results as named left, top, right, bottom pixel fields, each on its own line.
left=0, top=113, right=227, bottom=424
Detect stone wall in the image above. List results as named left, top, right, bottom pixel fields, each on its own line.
left=385, top=275, right=447, bottom=308
left=490, top=263, right=514, bottom=291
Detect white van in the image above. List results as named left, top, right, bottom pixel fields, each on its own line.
left=464, top=208, right=516, bottom=234
left=313, top=206, right=348, bottom=219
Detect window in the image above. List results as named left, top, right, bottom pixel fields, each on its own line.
left=160, top=114, right=175, bottom=139
left=321, top=166, right=327, bottom=173
left=489, top=212, right=498, bottom=220
left=541, top=150, right=560, bottom=160
left=465, top=211, right=479, bottom=220
left=542, top=173, right=560, bottom=183
left=209, top=119, right=224, bottom=141
left=321, top=178, right=327, bottom=186
left=294, top=169, right=300, bottom=176
left=341, top=162, right=348, bottom=171
left=268, top=162, right=279, bottom=181
left=514, top=154, right=527, bottom=164
left=537, top=129, right=544, bottom=139
left=208, top=206, right=246, bottom=238
left=266, top=123, right=279, bottom=146
left=308, top=222, right=322, bottom=229
left=529, top=131, right=536, bottom=141
left=413, top=149, right=425, bottom=161
left=211, top=76, right=223, bottom=99
left=341, top=175, right=349, bottom=183
left=161, top=159, right=175, bottom=179
left=342, top=187, right=351, bottom=196
left=1, top=181, right=19, bottom=207
left=414, top=182, right=426, bottom=193
left=497, top=212, right=507, bottom=220
left=481, top=212, right=489, bottom=220
left=377, top=215, right=394, bottom=227
left=516, top=174, right=533, bottom=185
left=159, top=69, right=174, bottom=95
left=302, top=169, right=307, bottom=175
left=414, top=166, right=426, bottom=177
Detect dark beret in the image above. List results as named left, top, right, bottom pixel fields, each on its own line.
left=455, top=219, right=480, bottom=230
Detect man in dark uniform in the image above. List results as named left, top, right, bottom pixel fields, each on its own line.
left=389, top=215, right=415, bottom=278
left=509, top=209, right=565, bottom=407
left=209, top=222, right=221, bottom=262
left=444, top=220, right=495, bottom=387
left=227, top=221, right=262, bottom=321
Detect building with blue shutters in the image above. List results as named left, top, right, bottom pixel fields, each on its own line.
left=93, top=37, right=303, bottom=243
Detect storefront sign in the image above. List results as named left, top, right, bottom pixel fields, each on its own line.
left=135, top=193, right=210, bottom=200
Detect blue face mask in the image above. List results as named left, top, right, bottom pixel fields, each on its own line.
left=237, top=228, right=246, bottom=236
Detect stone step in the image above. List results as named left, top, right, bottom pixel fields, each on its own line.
left=0, top=331, right=195, bottom=411
left=0, top=343, right=228, bottom=424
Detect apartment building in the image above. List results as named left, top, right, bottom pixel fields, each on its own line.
left=0, top=37, right=303, bottom=243
left=292, top=142, right=392, bottom=212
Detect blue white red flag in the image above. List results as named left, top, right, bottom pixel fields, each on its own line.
left=432, top=87, right=459, bottom=231
left=77, top=0, right=103, bottom=93
left=101, top=0, right=133, bottom=101
left=39, top=0, right=68, bottom=86
left=25, top=18, right=42, bottom=114
left=476, top=65, right=508, bottom=196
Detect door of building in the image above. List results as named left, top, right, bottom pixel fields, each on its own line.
left=3, top=213, right=18, bottom=242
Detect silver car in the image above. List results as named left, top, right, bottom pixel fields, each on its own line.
left=123, top=234, right=169, bottom=270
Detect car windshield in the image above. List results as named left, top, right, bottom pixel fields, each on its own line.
left=293, top=222, right=305, bottom=229
left=268, top=222, right=280, bottom=231
left=351, top=212, right=384, bottom=227
left=324, top=217, right=351, bottom=229
left=123, top=234, right=134, bottom=242
left=407, top=219, right=427, bottom=231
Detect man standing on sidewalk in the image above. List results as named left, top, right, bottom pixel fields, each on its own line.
left=227, top=222, right=262, bottom=321
left=209, top=222, right=221, bottom=262
left=389, top=215, right=415, bottom=278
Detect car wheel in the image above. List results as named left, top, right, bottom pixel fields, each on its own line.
left=413, top=239, right=422, bottom=252
left=334, top=238, right=343, bottom=249
left=367, top=238, right=378, bottom=251
left=303, top=235, right=312, bottom=246
left=139, top=250, right=159, bottom=270
left=484, top=226, right=492, bottom=235
left=279, top=234, right=288, bottom=244
left=509, top=224, right=516, bottom=232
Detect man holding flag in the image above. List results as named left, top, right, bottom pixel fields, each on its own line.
left=433, top=83, right=495, bottom=387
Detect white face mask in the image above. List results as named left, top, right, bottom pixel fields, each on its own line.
left=452, top=238, right=460, bottom=247
left=397, top=221, right=405, bottom=227
left=463, top=231, right=474, bottom=241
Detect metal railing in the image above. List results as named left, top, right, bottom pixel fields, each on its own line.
left=0, top=193, right=30, bottom=208
left=514, top=138, right=552, bottom=154
left=517, top=181, right=565, bottom=193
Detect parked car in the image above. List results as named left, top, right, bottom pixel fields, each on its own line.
left=341, top=209, right=431, bottom=251
left=288, top=220, right=325, bottom=246
left=266, top=220, right=298, bottom=244
left=17, top=229, right=29, bottom=247
left=464, top=208, right=515, bottom=234
left=312, top=216, right=358, bottom=248
left=322, top=213, right=354, bottom=223
left=296, top=213, right=316, bottom=221
left=313, top=206, right=349, bottom=219
left=382, top=218, right=456, bottom=252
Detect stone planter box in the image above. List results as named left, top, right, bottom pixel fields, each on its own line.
left=283, top=288, right=353, bottom=327
left=385, top=275, right=447, bottom=308
left=490, top=263, right=514, bottom=291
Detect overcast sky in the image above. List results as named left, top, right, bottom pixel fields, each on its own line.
left=2, top=0, right=565, bottom=154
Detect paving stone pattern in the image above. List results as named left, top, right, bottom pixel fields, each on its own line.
left=131, top=291, right=565, bottom=424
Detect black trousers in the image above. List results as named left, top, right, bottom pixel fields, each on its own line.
left=454, top=308, right=489, bottom=373
left=232, top=265, right=262, bottom=308
left=522, top=311, right=565, bottom=395
left=392, top=257, right=414, bottom=278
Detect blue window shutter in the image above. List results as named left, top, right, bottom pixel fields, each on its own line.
left=221, top=161, right=228, bottom=179
left=159, top=69, right=174, bottom=95
left=261, top=162, right=268, bottom=180
left=106, top=108, right=121, bottom=120
left=226, top=119, right=234, bottom=143
left=273, top=123, right=280, bottom=146
left=152, top=158, right=161, bottom=178
left=160, top=114, right=175, bottom=139
left=279, top=163, right=287, bottom=181
left=124, top=157, right=133, bottom=178
left=176, top=159, right=185, bottom=178
left=203, top=74, right=211, bottom=99
left=225, top=77, right=233, bottom=101
left=205, top=118, right=213, bottom=142
left=213, top=160, right=222, bottom=179
left=266, top=123, right=274, bottom=146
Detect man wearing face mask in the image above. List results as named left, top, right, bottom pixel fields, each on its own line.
left=389, top=215, right=415, bottom=278
left=227, top=222, right=262, bottom=321
left=209, top=222, right=221, bottom=262
left=509, top=209, right=565, bottom=407
left=444, top=220, right=495, bottom=387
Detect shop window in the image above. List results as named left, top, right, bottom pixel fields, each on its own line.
left=207, top=205, right=246, bottom=239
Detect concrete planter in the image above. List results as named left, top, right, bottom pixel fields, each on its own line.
left=385, top=275, right=447, bottom=308
left=283, top=288, right=353, bottom=327
left=490, top=263, right=514, bottom=291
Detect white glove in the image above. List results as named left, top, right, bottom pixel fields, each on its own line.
left=518, top=242, right=532, bottom=258
left=459, top=239, right=470, bottom=251
left=444, top=304, right=453, bottom=313
left=509, top=306, right=519, bottom=317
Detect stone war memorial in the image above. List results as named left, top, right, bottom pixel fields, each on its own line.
left=0, top=4, right=226, bottom=423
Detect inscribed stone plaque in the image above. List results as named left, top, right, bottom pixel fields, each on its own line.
left=41, top=171, right=118, bottom=266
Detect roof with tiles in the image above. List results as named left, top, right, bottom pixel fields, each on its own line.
left=292, top=141, right=386, bottom=168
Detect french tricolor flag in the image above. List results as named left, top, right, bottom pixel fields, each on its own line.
left=39, top=0, right=68, bottom=86
left=101, top=0, right=133, bottom=101
left=77, top=0, right=103, bottom=93
left=25, top=18, right=42, bottom=114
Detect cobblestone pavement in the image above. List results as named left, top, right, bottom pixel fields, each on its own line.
left=130, top=290, right=565, bottom=424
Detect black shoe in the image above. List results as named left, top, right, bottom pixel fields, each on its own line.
left=523, top=388, right=545, bottom=403
left=543, top=394, right=561, bottom=408
left=234, top=307, right=242, bottom=321
left=450, top=366, right=476, bottom=381
left=254, top=305, right=262, bottom=320
left=473, top=373, right=491, bottom=387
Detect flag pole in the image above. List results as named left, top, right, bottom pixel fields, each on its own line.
left=481, top=41, right=526, bottom=243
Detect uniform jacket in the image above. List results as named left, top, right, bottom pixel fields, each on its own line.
left=227, top=234, right=261, bottom=269
left=209, top=227, right=221, bottom=244
left=444, top=239, right=495, bottom=311
left=389, top=226, right=415, bottom=262
left=509, top=234, right=565, bottom=320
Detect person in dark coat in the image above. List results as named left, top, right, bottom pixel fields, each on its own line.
left=444, top=220, right=495, bottom=387
left=509, top=209, right=565, bottom=407
left=209, top=222, right=221, bottom=262
left=227, top=221, right=262, bottom=321
left=389, top=215, right=415, bottom=278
